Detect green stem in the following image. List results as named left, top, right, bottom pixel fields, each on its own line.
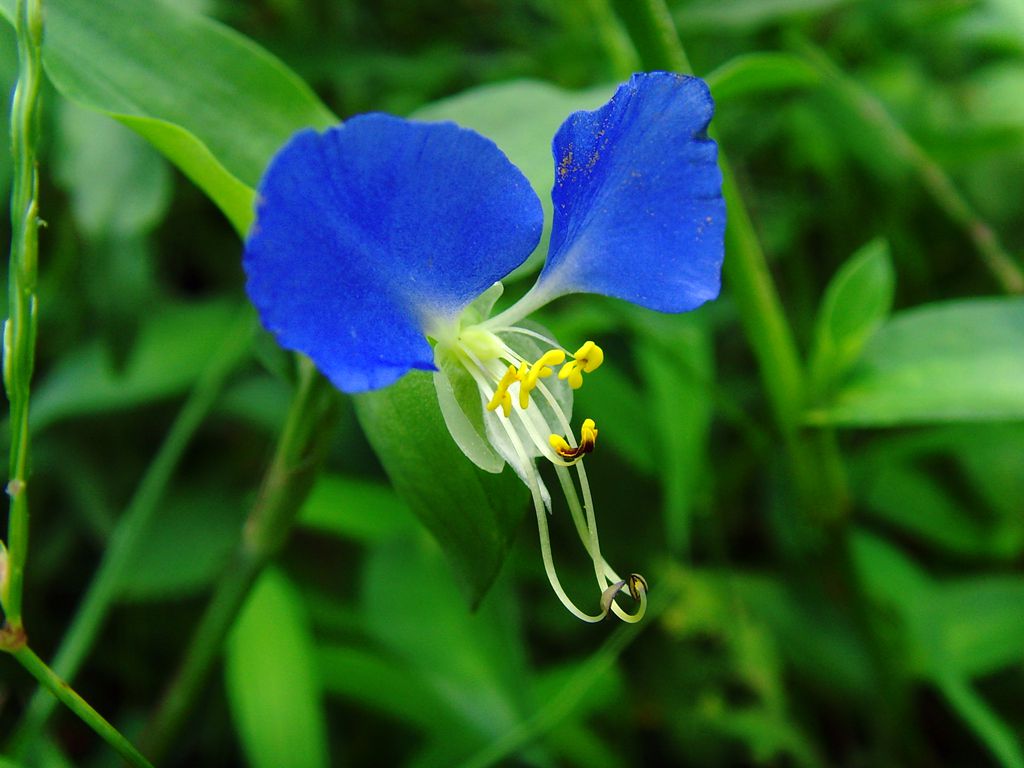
left=3, top=0, right=43, bottom=635
left=580, top=0, right=641, bottom=77
left=141, top=356, right=339, bottom=763
left=613, top=0, right=848, bottom=515
left=9, top=309, right=255, bottom=755
left=794, top=37, right=1024, bottom=295
left=11, top=645, right=154, bottom=768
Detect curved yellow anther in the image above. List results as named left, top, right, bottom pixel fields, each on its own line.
left=558, top=340, right=604, bottom=389
left=548, top=417, right=598, bottom=463
left=518, top=349, right=566, bottom=409
left=486, top=365, right=519, bottom=418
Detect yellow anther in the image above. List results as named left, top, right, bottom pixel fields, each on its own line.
left=486, top=365, right=519, bottom=418
left=558, top=340, right=604, bottom=389
left=518, top=349, right=566, bottom=409
left=548, top=418, right=598, bottom=463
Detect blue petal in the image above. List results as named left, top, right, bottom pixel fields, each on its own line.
left=244, top=114, right=543, bottom=393
left=537, top=72, right=725, bottom=312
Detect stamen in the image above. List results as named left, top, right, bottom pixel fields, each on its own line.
left=518, top=349, right=566, bottom=409
left=549, top=418, right=598, bottom=463
left=559, top=340, right=604, bottom=389
left=485, top=364, right=520, bottom=417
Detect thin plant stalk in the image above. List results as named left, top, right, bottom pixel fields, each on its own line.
left=3, top=0, right=44, bottom=640
left=12, top=646, right=155, bottom=768
left=3, top=3, right=154, bottom=764
left=10, top=310, right=256, bottom=755
left=141, top=356, right=339, bottom=763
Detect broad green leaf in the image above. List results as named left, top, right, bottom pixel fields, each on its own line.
left=116, top=492, right=246, bottom=602
left=226, top=569, right=328, bottom=768
left=808, top=298, right=1024, bottom=425
left=706, top=52, right=820, bottom=102
left=31, top=301, right=248, bottom=429
left=414, top=80, right=612, bottom=280
left=808, top=238, right=895, bottom=398
left=354, top=372, right=528, bottom=606
left=299, top=475, right=413, bottom=542
left=0, top=0, right=336, bottom=234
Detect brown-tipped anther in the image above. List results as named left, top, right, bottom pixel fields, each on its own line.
left=627, top=573, right=648, bottom=601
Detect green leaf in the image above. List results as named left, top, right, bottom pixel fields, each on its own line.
left=706, top=52, right=820, bottom=102
left=354, top=372, right=528, bottom=607
left=115, top=491, right=246, bottom=602
left=299, top=475, right=414, bottom=543
left=808, top=238, right=895, bottom=398
left=808, top=298, right=1024, bottom=425
left=0, top=0, right=336, bottom=234
left=226, top=569, right=329, bottom=768
left=414, top=80, right=612, bottom=280
left=31, top=301, right=248, bottom=429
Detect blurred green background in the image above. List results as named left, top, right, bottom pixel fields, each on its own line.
left=2, top=0, right=1024, bottom=766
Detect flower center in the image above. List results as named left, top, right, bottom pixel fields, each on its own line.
left=436, top=314, right=647, bottom=624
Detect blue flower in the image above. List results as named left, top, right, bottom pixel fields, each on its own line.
left=244, top=72, right=725, bottom=621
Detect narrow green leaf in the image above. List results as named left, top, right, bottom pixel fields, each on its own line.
left=226, top=569, right=329, bottom=768
left=0, top=0, right=336, bottom=234
left=354, top=372, right=528, bottom=606
left=936, top=674, right=1024, bottom=768
left=808, top=238, right=895, bottom=398
left=809, top=298, right=1024, bottom=425
left=706, top=52, right=820, bottom=102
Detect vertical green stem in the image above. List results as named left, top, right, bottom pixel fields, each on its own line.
left=10, top=310, right=255, bottom=755
left=11, top=646, right=154, bottom=768
left=580, top=0, right=641, bottom=77
left=141, top=356, right=339, bottom=763
left=3, top=0, right=43, bottom=635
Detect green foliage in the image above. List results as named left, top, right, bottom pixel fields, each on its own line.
left=226, top=568, right=329, bottom=768
left=812, top=298, right=1024, bottom=425
left=3, top=0, right=1024, bottom=766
